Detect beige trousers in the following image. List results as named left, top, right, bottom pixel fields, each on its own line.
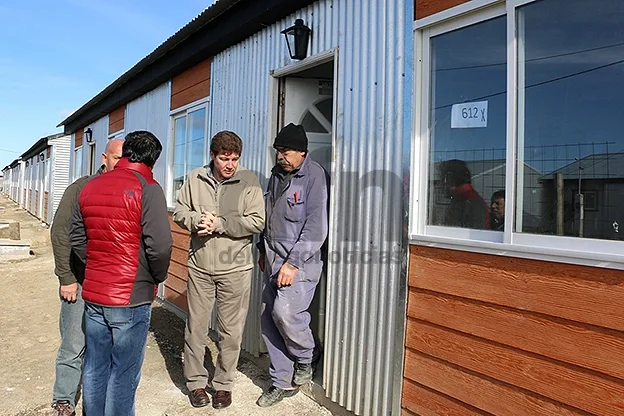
left=183, top=267, right=252, bottom=392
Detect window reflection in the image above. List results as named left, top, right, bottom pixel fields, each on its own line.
left=172, top=116, right=186, bottom=200
left=517, top=0, right=624, bottom=240
left=428, top=15, right=507, bottom=230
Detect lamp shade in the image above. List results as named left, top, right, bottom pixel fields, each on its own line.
left=281, top=19, right=311, bottom=60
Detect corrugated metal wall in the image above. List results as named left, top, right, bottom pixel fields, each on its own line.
left=125, top=83, right=171, bottom=186
left=210, top=1, right=411, bottom=414
left=49, top=135, right=71, bottom=223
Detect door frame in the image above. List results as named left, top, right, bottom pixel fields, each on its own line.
left=268, top=47, right=340, bottom=387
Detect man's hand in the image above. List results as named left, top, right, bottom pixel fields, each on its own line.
left=276, top=262, right=298, bottom=288
left=203, top=211, right=221, bottom=233
left=60, top=283, right=79, bottom=303
left=258, top=253, right=265, bottom=272
left=197, top=211, right=216, bottom=236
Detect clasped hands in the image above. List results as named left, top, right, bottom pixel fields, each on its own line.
left=197, top=210, right=221, bottom=237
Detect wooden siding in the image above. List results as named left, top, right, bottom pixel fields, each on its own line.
left=166, top=213, right=190, bottom=312
left=170, top=59, right=211, bottom=111
left=43, top=192, right=49, bottom=221
left=28, top=190, right=32, bottom=211
left=35, top=190, right=39, bottom=217
left=415, top=0, right=471, bottom=19
left=75, top=130, right=83, bottom=148
left=46, top=147, right=51, bottom=159
left=108, top=105, right=126, bottom=135
left=402, top=245, right=624, bottom=416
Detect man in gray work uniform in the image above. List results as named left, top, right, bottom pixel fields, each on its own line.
left=256, top=123, right=328, bottom=407
left=49, top=139, right=123, bottom=416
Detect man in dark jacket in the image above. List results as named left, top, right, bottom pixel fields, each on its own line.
left=70, top=131, right=172, bottom=416
left=439, top=159, right=490, bottom=230
left=256, top=124, right=328, bottom=407
left=49, top=138, right=123, bottom=416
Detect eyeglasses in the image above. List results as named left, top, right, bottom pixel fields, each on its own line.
left=274, top=147, right=294, bottom=155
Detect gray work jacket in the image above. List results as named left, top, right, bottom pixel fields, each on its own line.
left=260, top=156, right=329, bottom=277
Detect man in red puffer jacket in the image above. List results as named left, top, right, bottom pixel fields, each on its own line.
left=70, top=130, right=172, bottom=416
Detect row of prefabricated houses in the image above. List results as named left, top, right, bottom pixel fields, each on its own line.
left=3, top=0, right=624, bottom=415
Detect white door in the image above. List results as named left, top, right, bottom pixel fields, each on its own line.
left=283, top=78, right=333, bottom=174
left=281, top=76, right=334, bottom=351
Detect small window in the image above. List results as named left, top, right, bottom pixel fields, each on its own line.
left=74, top=147, right=83, bottom=181
left=171, top=105, right=207, bottom=203
left=300, top=98, right=333, bottom=133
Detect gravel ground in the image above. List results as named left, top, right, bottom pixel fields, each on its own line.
left=0, top=194, right=332, bottom=416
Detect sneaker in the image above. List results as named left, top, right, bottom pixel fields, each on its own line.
left=256, top=386, right=299, bottom=407
left=293, top=362, right=313, bottom=385
left=52, top=401, right=75, bottom=416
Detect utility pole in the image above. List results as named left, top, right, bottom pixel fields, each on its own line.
left=575, top=157, right=584, bottom=238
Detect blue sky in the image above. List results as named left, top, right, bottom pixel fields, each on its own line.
left=0, top=0, right=212, bottom=169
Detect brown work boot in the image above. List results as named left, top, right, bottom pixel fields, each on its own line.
left=52, top=401, right=75, bottom=416
left=189, top=388, right=210, bottom=407
left=212, top=390, right=232, bottom=409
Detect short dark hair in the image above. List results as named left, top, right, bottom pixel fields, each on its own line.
left=439, top=159, right=472, bottom=186
left=210, top=131, right=242, bottom=156
left=491, top=189, right=505, bottom=203
left=122, top=131, right=162, bottom=167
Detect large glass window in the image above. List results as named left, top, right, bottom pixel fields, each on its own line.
left=427, top=15, right=507, bottom=230
left=171, top=106, right=207, bottom=202
left=516, top=0, right=624, bottom=241
left=416, top=0, right=624, bottom=259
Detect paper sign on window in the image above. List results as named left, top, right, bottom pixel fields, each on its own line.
left=451, top=101, right=488, bottom=128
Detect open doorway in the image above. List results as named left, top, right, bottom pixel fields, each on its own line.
left=275, top=59, right=335, bottom=384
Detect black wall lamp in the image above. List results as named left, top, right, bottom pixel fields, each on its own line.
left=281, top=19, right=311, bottom=60
left=39, top=153, right=45, bottom=162
left=84, top=128, right=93, bottom=143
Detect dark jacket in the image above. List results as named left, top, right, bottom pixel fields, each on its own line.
left=444, top=183, right=491, bottom=230
left=50, top=167, right=103, bottom=286
left=259, top=156, right=328, bottom=277
left=69, top=158, right=173, bottom=307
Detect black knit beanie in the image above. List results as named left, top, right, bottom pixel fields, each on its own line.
left=273, top=123, right=308, bottom=152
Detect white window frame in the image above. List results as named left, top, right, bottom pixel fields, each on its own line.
left=410, top=0, right=624, bottom=270
left=73, top=146, right=83, bottom=181
left=166, top=98, right=209, bottom=207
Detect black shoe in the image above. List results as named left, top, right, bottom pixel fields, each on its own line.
left=212, top=390, right=232, bottom=409
left=256, top=386, right=299, bottom=407
left=51, top=401, right=75, bottom=416
left=189, top=388, right=210, bottom=407
left=293, top=362, right=313, bottom=385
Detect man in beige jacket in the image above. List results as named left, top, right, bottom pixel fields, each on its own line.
left=173, top=131, right=264, bottom=410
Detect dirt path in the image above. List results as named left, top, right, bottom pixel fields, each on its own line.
left=0, top=194, right=331, bottom=416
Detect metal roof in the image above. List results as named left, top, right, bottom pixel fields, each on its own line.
left=58, top=0, right=316, bottom=134
left=545, top=152, right=624, bottom=180
left=20, top=133, right=66, bottom=160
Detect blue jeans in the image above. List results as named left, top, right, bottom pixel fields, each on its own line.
left=53, top=286, right=85, bottom=408
left=83, top=302, right=151, bottom=416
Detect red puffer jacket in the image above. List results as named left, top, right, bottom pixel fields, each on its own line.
left=70, top=158, right=172, bottom=307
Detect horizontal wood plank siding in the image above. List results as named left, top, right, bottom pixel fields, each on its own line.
left=166, top=213, right=190, bottom=313
left=170, top=59, right=211, bottom=111
left=402, top=245, right=624, bottom=415
left=75, top=130, right=83, bottom=148
left=43, top=192, right=49, bottom=222
left=415, top=0, right=471, bottom=20
left=108, top=105, right=126, bottom=135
